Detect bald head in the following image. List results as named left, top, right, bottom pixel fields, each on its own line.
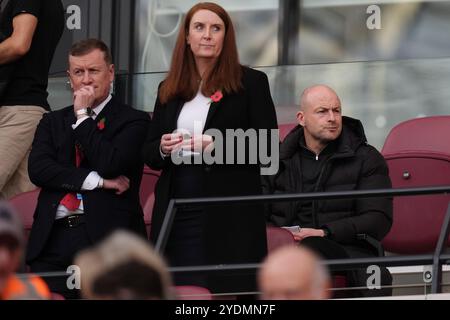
left=258, top=246, right=331, bottom=300
left=300, top=85, right=340, bottom=112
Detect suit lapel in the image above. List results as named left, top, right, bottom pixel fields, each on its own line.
left=63, top=107, right=77, bottom=129
left=167, top=98, right=184, bottom=132
left=94, top=96, right=118, bottom=129
left=62, top=108, right=77, bottom=162
left=203, top=98, right=222, bottom=132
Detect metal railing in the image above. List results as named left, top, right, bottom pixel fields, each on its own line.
left=155, top=185, right=450, bottom=294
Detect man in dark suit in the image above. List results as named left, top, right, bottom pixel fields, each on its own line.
left=26, top=39, right=150, bottom=298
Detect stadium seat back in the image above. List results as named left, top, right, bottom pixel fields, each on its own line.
left=278, top=123, right=297, bottom=142
left=381, top=116, right=450, bottom=253
left=9, top=189, right=40, bottom=240
left=140, top=166, right=160, bottom=238
left=174, top=285, right=212, bottom=300
left=266, top=226, right=296, bottom=252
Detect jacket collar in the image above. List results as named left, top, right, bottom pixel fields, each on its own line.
left=280, top=116, right=367, bottom=160
left=91, top=94, right=112, bottom=119
left=94, top=94, right=118, bottom=123
left=204, top=97, right=222, bottom=131
left=167, top=98, right=184, bottom=133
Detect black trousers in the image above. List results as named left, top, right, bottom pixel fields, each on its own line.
left=28, top=221, right=91, bottom=299
left=166, top=165, right=207, bottom=288
left=300, top=237, right=392, bottom=298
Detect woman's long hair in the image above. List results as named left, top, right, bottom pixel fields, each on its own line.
left=159, top=2, right=242, bottom=104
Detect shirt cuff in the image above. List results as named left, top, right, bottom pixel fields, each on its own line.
left=72, top=116, right=90, bottom=129
left=160, top=144, right=169, bottom=159
left=81, top=171, right=102, bottom=190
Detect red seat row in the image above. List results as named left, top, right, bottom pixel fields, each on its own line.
left=9, top=116, right=450, bottom=261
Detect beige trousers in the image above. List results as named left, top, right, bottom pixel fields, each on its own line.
left=0, top=105, right=47, bottom=200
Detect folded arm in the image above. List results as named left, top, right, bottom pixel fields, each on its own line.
left=28, top=113, right=91, bottom=192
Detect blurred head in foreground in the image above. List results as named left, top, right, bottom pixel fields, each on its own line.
left=75, top=230, right=173, bottom=299
left=259, top=246, right=331, bottom=300
left=0, top=201, right=24, bottom=292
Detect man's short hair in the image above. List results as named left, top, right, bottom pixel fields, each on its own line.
left=92, top=260, right=167, bottom=299
left=69, top=38, right=112, bottom=64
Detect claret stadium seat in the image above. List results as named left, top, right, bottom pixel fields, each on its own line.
left=174, top=285, right=212, bottom=300
left=278, top=123, right=297, bottom=141
left=266, top=225, right=296, bottom=252
left=9, top=188, right=40, bottom=240
left=140, top=166, right=160, bottom=238
left=381, top=115, right=450, bottom=254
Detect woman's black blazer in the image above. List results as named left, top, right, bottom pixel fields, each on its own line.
left=142, top=66, right=278, bottom=292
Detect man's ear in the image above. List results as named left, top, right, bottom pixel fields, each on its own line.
left=296, top=111, right=305, bottom=126
left=67, top=70, right=73, bottom=89
left=109, top=64, right=115, bottom=82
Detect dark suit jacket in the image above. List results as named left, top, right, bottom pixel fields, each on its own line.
left=26, top=96, right=150, bottom=263
left=142, top=66, right=278, bottom=292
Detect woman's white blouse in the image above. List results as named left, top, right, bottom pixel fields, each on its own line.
left=177, top=90, right=211, bottom=135
left=176, top=90, right=211, bottom=157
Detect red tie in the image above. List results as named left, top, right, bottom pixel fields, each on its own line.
left=60, top=144, right=84, bottom=210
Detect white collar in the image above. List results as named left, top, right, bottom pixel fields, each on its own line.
left=91, top=94, right=112, bottom=119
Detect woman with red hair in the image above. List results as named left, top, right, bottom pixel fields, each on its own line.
left=143, top=2, right=277, bottom=295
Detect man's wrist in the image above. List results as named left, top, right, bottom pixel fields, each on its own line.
left=75, top=108, right=91, bottom=118
left=98, top=177, right=104, bottom=189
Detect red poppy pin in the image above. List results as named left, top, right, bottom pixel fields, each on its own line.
left=97, top=117, right=106, bottom=130
left=210, top=90, right=223, bottom=103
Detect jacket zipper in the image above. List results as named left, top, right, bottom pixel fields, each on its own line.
left=312, top=152, right=353, bottom=228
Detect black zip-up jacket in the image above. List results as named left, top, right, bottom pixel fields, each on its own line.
left=263, top=116, right=393, bottom=255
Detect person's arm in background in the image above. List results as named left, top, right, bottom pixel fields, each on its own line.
left=0, top=13, right=37, bottom=64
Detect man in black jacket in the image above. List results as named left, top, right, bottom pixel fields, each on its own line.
left=26, top=39, right=150, bottom=298
left=263, top=85, right=392, bottom=296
